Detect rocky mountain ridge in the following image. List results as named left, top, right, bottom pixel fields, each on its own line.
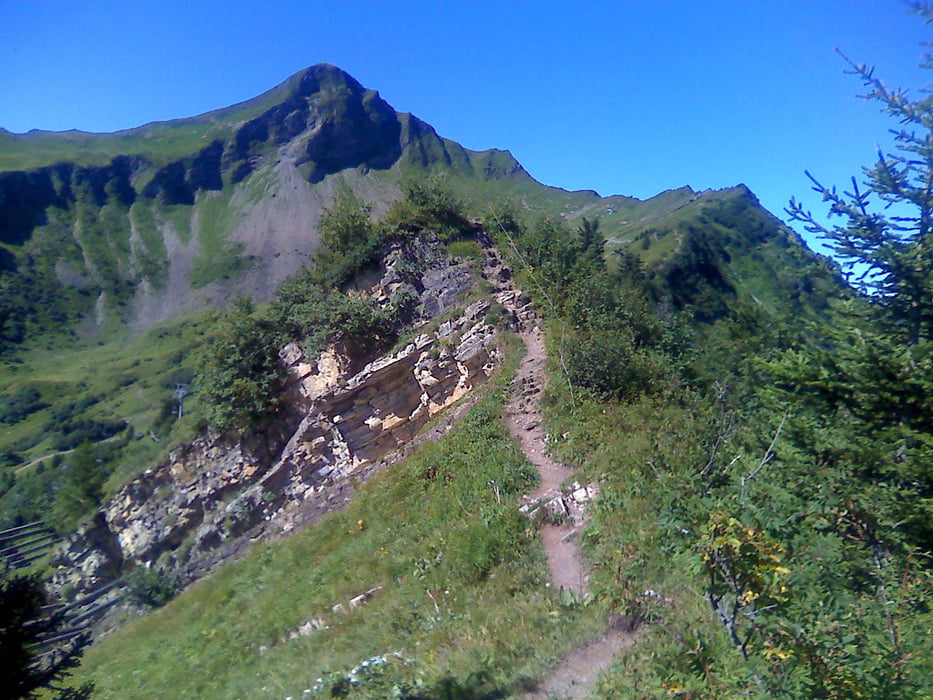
left=1, top=63, right=836, bottom=361
left=49, top=232, right=529, bottom=631
left=0, top=64, right=540, bottom=344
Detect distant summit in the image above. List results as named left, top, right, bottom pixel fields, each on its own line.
left=0, top=64, right=548, bottom=341
left=0, top=63, right=839, bottom=354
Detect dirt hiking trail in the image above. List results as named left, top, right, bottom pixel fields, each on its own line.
left=486, top=241, right=642, bottom=698
left=503, top=325, right=585, bottom=594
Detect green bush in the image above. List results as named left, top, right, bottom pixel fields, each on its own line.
left=0, top=386, right=49, bottom=424
left=123, top=565, right=179, bottom=608
left=195, top=298, right=286, bottom=434
left=384, top=173, right=472, bottom=241
left=51, top=443, right=108, bottom=531
left=313, top=186, right=380, bottom=288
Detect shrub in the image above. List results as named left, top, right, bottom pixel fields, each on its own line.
left=384, top=173, right=472, bottom=241
left=195, top=298, right=286, bottom=434
left=0, top=385, right=49, bottom=425
left=123, top=565, right=179, bottom=608
left=314, top=186, right=380, bottom=288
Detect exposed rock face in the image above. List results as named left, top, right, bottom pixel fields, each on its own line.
left=142, top=140, right=224, bottom=205
left=50, top=431, right=290, bottom=597
left=52, top=513, right=124, bottom=592
left=49, top=245, right=504, bottom=602
left=103, top=439, right=269, bottom=565
left=189, top=298, right=499, bottom=554
left=231, top=64, right=402, bottom=184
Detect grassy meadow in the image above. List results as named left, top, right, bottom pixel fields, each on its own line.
left=0, top=314, right=214, bottom=531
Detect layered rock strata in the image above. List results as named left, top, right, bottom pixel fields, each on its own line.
left=189, top=298, right=500, bottom=553
left=50, top=298, right=501, bottom=600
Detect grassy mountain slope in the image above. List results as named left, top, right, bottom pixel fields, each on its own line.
left=0, top=314, right=211, bottom=530
left=72, top=343, right=606, bottom=699
left=4, top=63, right=894, bottom=698
left=0, top=63, right=841, bottom=526
left=626, top=185, right=844, bottom=319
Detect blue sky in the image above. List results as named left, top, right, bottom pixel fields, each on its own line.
left=0, top=1, right=928, bottom=251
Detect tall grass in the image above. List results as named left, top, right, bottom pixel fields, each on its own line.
left=70, top=335, right=604, bottom=698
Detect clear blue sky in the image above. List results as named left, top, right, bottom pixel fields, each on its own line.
left=1, top=1, right=928, bottom=251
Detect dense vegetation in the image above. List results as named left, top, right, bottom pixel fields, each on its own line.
left=485, top=27, right=933, bottom=696
left=498, top=208, right=932, bottom=695
left=0, top=317, right=209, bottom=533
left=0, top=569, right=94, bottom=699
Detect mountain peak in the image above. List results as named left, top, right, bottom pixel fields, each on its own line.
left=277, top=63, right=365, bottom=99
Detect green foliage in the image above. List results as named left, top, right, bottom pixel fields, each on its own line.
left=0, top=312, right=211, bottom=530
left=787, top=47, right=933, bottom=345
left=4, top=54, right=910, bottom=700
left=0, top=568, right=94, bottom=699
left=123, top=565, right=180, bottom=608
left=0, top=570, right=45, bottom=698
left=443, top=238, right=483, bottom=263
left=0, top=386, right=49, bottom=425
left=196, top=263, right=417, bottom=435
left=501, top=48, right=933, bottom=688
left=188, top=242, right=255, bottom=289
left=266, top=264, right=413, bottom=360
left=484, top=301, right=511, bottom=329
left=195, top=298, right=286, bottom=434
left=314, top=186, right=380, bottom=288
left=384, top=173, right=473, bottom=241
left=71, top=175, right=136, bottom=313
left=198, top=180, right=456, bottom=434
left=544, top=362, right=933, bottom=697
left=50, top=443, right=109, bottom=532
left=330, top=293, right=409, bottom=356
left=187, top=188, right=258, bottom=288
left=0, top=462, right=58, bottom=530
left=500, top=213, right=691, bottom=402
left=651, top=225, right=737, bottom=320
left=266, top=267, right=336, bottom=356
left=50, top=418, right=126, bottom=452
left=0, top=247, right=91, bottom=358
left=576, top=215, right=605, bottom=263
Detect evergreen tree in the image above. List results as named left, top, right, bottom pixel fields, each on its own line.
left=786, top=3, right=933, bottom=345
left=0, top=569, right=93, bottom=699
left=195, top=297, right=285, bottom=434
left=782, top=4, right=933, bottom=490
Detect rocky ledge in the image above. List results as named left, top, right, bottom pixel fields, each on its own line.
left=51, top=297, right=503, bottom=603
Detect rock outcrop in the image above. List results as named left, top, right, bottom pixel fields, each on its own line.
left=189, top=298, right=500, bottom=554
left=50, top=240, right=507, bottom=603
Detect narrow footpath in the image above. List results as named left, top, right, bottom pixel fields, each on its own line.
left=502, top=324, right=585, bottom=594
left=489, top=244, right=640, bottom=699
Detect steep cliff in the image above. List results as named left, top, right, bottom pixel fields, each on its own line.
left=49, top=237, right=518, bottom=609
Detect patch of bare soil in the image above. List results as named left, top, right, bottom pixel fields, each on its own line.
left=524, top=618, right=642, bottom=699
left=490, top=248, right=642, bottom=698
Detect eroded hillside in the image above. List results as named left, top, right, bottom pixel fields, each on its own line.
left=0, top=64, right=542, bottom=345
